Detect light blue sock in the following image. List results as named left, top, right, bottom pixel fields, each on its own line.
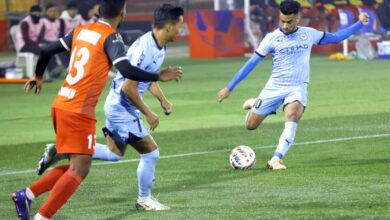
left=92, top=143, right=122, bottom=161
left=137, top=149, right=159, bottom=197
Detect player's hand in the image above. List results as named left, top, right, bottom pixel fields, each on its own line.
left=359, top=13, right=369, bottom=25
left=217, top=87, right=231, bottom=103
left=161, top=100, right=173, bottom=116
left=159, top=66, right=182, bottom=82
left=24, top=75, right=44, bottom=94
left=145, top=111, right=159, bottom=131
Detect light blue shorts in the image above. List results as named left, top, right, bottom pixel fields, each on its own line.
left=251, top=83, right=308, bottom=115
left=104, top=114, right=149, bottom=144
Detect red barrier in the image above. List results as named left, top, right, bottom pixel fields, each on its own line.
left=187, top=10, right=244, bottom=59
left=0, top=20, right=9, bottom=51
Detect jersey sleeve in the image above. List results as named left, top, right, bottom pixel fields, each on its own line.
left=128, top=39, right=149, bottom=69
left=59, top=30, right=74, bottom=51
left=306, top=27, right=325, bottom=45
left=104, top=32, right=129, bottom=65
left=255, top=33, right=273, bottom=57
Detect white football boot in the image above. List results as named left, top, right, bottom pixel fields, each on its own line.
left=135, top=196, right=170, bottom=211
left=242, top=98, right=256, bottom=110
left=267, top=158, right=287, bottom=170
left=37, top=143, right=59, bottom=175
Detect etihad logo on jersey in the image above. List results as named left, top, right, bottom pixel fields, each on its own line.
left=279, top=44, right=309, bottom=54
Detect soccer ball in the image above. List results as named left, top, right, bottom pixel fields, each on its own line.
left=229, top=145, right=256, bottom=169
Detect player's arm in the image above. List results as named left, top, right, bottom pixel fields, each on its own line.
left=24, top=31, right=73, bottom=94
left=217, top=53, right=264, bottom=102
left=122, top=79, right=159, bottom=131
left=319, top=13, right=369, bottom=45
left=105, top=33, right=182, bottom=82
left=149, top=82, right=172, bottom=115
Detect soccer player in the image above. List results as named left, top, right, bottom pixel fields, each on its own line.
left=36, top=3, right=184, bottom=211
left=218, top=0, right=369, bottom=170
left=11, top=0, right=182, bottom=219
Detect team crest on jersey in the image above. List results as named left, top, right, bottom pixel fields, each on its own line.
left=300, top=33, right=308, bottom=41
left=112, top=33, right=124, bottom=44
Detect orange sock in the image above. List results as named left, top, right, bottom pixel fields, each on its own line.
left=38, top=168, right=83, bottom=218
left=29, top=165, right=69, bottom=197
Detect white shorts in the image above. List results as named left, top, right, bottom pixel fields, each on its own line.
left=251, top=83, right=308, bottom=115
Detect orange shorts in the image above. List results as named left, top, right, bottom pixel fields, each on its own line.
left=51, top=108, right=96, bottom=155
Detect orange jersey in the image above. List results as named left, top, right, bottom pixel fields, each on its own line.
left=52, top=20, right=128, bottom=118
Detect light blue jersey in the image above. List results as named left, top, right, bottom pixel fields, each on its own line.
left=103, top=31, right=166, bottom=142
left=256, top=27, right=324, bottom=87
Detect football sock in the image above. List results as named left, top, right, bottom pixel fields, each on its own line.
left=25, top=187, right=35, bottom=200
left=38, top=168, right=83, bottom=218
left=274, top=122, right=298, bottom=159
left=137, top=149, right=159, bottom=197
left=33, top=213, right=49, bottom=220
left=29, top=165, right=69, bottom=198
left=92, top=142, right=122, bottom=161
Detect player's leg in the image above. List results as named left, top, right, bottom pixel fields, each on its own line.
left=243, top=97, right=257, bottom=110
left=37, top=143, right=68, bottom=175
left=35, top=154, right=91, bottom=219
left=245, top=111, right=268, bottom=130
left=246, top=89, right=284, bottom=130
left=33, top=108, right=94, bottom=219
left=91, top=128, right=126, bottom=161
left=36, top=126, right=125, bottom=175
left=91, top=119, right=132, bottom=161
left=12, top=164, right=69, bottom=220
left=91, top=137, right=124, bottom=161
left=268, top=84, right=307, bottom=170
left=131, top=135, right=170, bottom=211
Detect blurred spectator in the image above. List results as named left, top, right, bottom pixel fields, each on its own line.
left=362, top=0, right=380, bottom=7
left=377, top=0, right=390, bottom=29
left=16, top=5, right=45, bottom=55
left=60, top=1, right=79, bottom=34
left=250, top=0, right=268, bottom=36
left=77, top=2, right=99, bottom=25
left=42, top=4, right=65, bottom=42
left=41, top=4, right=66, bottom=79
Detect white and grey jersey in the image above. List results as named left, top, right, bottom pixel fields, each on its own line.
left=256, top=27, right=324, bottom=87
left=104, top=31, right=166, bottom=121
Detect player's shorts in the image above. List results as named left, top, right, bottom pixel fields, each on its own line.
left=104, top=113, right=149, bottom=145
left=251, top=83, right=308, bottom=115
left=51, top=108, right=96, bottom=155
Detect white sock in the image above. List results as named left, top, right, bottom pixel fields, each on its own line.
left=92, top=143, right=122, bottom=161
left=274, top=122, right=298, bottom=159
left=25, top=187, right=35, bottom=200
left=34, top=213, right=49, bottom=220
left=137, top=149, right=160, bottom=197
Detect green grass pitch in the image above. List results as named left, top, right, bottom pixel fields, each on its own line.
left=0, top=56, right=390, bottom=219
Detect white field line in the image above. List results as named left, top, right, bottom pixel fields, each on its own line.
left=1, top=133, right=389, bottom=177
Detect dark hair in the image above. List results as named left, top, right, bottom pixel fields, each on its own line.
left=153, top=4, right=184, bottom=29
left=99, top=0, right=125, bottom=19
left=45, top=4, right=56, bottom=10
left=30, top=5, right=42, bottom=12
left=67, top=1, right=78, bottom=10
left=280, top=0, right=301, bottom=15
